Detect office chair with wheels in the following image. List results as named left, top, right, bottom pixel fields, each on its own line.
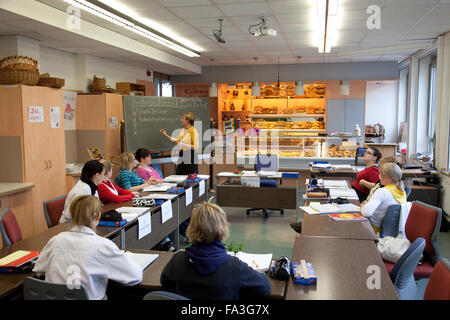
left=143, top=291, right=190, bottom=300
left=389, top=238, right=426, bottom=300
left=24, top=277, right=88, bottom=300
left=246, top=154, right=284, bottom=218
left=381, top=205, right=401, bottom=237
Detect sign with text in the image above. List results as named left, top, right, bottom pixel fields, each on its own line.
left=50, top=107, right=61, bottom=128
left=185, top=187, right=193, bottom=206
left=138, top=213, right=151, bottom=240
left=199, top=180, right=205, bottom=197
left=29, top=106, right=44, bottom=123
left=161, top=200, right=173, bottom=223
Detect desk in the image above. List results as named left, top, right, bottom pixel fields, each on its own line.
left=285, top=236, right=398, bottom=300
left=310, top=166, right=440, bottom=179
left=124, top=250, right=286, bottom=300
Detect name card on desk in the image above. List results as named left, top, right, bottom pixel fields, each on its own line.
left=185, top=187, right=193, bottom=206
left=138, top=213, right=151, bottom=240
left=161, top=200, right=173, bottom=223
left=199, top=180, right=205, bottom=197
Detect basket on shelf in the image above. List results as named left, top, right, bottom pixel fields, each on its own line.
left=0, top=69, right=40, bottom=85
left=0, top=56, right=39, bottom=72
left=37, top=73, right=65, bottom=88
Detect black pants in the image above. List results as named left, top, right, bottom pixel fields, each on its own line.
left=352, top=185, right=368, bottom=203
left=176, top=150, right=198, bottom=175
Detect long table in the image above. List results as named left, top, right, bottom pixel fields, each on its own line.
left=310, top=166, right=440, bottom=178
left=285, top=236, right=398, bottom=300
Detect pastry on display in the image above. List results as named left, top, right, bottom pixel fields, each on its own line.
left=264, top=86, right=274, bottom=96
left=294, top=106, right=306, bottom=113
left=306, top=106, right=316, bottom=114
left=254, top=106, right=264, bottom=114
left=282, top=108, right=294, bottom=114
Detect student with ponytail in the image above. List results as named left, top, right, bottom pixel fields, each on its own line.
left=361, top=162, right=407, bottom=234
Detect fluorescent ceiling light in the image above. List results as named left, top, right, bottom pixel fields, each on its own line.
left=63, top=0, right=200, bottom=57
left=312, top=0, right=340, bottom=53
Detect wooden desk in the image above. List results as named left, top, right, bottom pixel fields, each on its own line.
left=127, top=250, right=286, bottom=300
left=285, top=236, right=398, bottom=300
left=310, top=167, right=440, bottom=179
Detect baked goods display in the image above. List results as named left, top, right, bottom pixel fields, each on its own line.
left=327, top=145, right=357, bottom=158
left=252, top=120, right=325, bottom=130
left=304, top=84, right=326, bottom=98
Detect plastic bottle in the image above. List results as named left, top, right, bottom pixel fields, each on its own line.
left=354, top=124, right=361, bottom=137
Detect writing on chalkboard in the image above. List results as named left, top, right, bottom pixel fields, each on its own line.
left=123, top=96, right=210, bottom=153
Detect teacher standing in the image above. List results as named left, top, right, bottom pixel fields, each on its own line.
left=160, top=112, right=200, bottom=175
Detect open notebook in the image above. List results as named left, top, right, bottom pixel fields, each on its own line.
left=125, top=252, right=159, bottom=271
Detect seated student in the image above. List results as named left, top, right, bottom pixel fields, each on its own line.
left=34, top=195, right=142, bottom=300
left=351, top=146, right=382, bottom=203
left=98, top=160, right=138, bottom=204
left=135, top=148, right=163, bottom=183
left=161, top=203, right=271, bottom=300
left=117, top=152, right=154, bottom=191
left=361, top=162, right=406, bottom=234
left=59, top=160, right=105, bottom=224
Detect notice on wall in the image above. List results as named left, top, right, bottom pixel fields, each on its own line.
left=63, top=90, right=77, bottom=131
left=29, top=106, right=44, bottom=123
left=138, top=212, right=151, bottom=240
left=161, top=200, right=173, bottom=224
left=50, top=107, right=61, bottom=128
left=110, top=116, right=118, bottom=129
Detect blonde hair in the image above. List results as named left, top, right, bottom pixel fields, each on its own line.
left=380, top=162, right=404, bottom=191
left=119, top=152, right=135, bottom=170
left=99, top=159, right=112, bottom=173
left=70, top=195, right=102, bottom=228
left=186, top=203, right=229, bottom=244
left=183, top=112, right=195, bottom=126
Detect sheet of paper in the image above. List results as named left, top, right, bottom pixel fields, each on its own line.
left=120, top=213, right=139, bottom=222
left=143, top=183, right=177, bottom=192
left=29, top=106, right=44, bottom=123
left=324, top=180, right=349, bottom=188
left=142, top=193, right=177, bottom=200
left=300, top=206, right=321, bottom=215
left=332, top=164, right=353, bottom=170
left=234, top=252, right=273, bottom=272
left=312, top=163, right=332, bottom=169
left=242, top=170, right=256, bottom=175
left=217, top=172, right=240, bottom=177
left=115, top=207, right=148, bottom=215
left=199, top=180, right=205, bottom=196
left=125, top=252, right=158, bottom=271
left=138, top=213, right=151, bottom=240
left=0, top=250, right=30, bottom=265
left=197, top=174, right=210, bottom=180
left=329, top=188, right=359, bottom=200
left=336, top=203, right=361, bottom=213
left=185, top=187, right=193, bottom=206
left=309, top=203, right=343, bottom=214
left=258, top=171, right=277, bottom=177
left=161, top=200, right=173, bottom=223
left=162, top=175, right=188, bottom=183
left=50, top=106, right=60, bottom=128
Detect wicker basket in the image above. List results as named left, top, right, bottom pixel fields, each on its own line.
left=0, top=56, right=39, bottom=72
left=37, top=77, right=65, bottom=88
left=92, top=75, right=106, bottom=88
left=0, top=69, right=40, bottom=85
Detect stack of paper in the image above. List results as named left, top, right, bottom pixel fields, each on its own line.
left=324, top=180, right=348, bottom=188
left=125, top=252, right=159, bottom=271
left=115, top=207, right=149, bottom=222
left=142, top=194, right=177, bottom=200
left=309, top=203, right=343, bottom=214
left=229, top=252, right=273, bottom=272
left=162, top=175, right=188, bottom=183
left=329, top=188, right=359, bottom=200
left=332, top=164, right=353, bottom=171
left=258, top=171, right=278, bottom=177
left=143, top=183, right=177, bottom=192
left=197, top=175, right=210, bottom=180
left=217, top=172, right=241, bottom=177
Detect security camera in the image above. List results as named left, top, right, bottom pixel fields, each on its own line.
left=213, top=19, right=226, bottom=44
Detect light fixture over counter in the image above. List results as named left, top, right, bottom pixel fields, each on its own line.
left=209, top=82, right=218, bottom=97
left=313, top=0, right=340, bottom=53
left=64, top=0, right=200, bottom=57
left=252, top=82, right=260, bottom=96
left=295, top=80, right=304, bottom=95
left=339, top=80, right=349, bottom=96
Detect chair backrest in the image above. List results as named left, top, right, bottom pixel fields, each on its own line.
left=143, top=291, right=190, bottom=300
left=381, top=205, right=401, bottom=237
left=23, top=277, right=88, bottom=300
left=424, top=258, right=450, bottom=300
left=390, top=238, right=426, bottom=300
left=43, top=195, right=67, bottom=228
left=405, top=186, right=411, bottom=198
left=255, top=154, right=279, bottom=172
left=405, top=201, right=442, bottom=265
left=0, top=208, right=22, bottom=247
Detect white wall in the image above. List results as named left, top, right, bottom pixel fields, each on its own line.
left=39, top=46, right=77, bottom=90
left=365, top=81, right=399, bottom=143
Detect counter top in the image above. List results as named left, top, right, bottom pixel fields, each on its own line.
left=366, top=142, right=398, bottom=146
left=66, top=170, right=81, bottom=176
left=0, top=183, right=34, bottom=198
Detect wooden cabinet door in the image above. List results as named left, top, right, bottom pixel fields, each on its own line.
left=21, top=86, right=65, bottom=234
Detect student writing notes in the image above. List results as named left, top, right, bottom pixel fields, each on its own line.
left=161, top=203, right=271, bottom=300
left=59, top=160, right=105, bottom=224
left=98, top=159, right=138, bottom=204
left=33, top=195, right=142, bottom=300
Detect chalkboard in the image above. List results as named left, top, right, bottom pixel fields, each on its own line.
left=123, top=96, right=210, bottom=152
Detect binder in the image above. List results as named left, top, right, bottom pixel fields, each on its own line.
left=0, top=250, right=40, bottom=273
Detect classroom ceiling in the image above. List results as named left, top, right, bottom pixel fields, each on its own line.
left=1, top=0, right=450, bottom=74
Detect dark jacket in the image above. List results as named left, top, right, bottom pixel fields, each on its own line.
left=160, top=251, right=272, bottom=300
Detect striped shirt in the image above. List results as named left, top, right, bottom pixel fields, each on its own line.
left=117, top=169, right=145, bottom=190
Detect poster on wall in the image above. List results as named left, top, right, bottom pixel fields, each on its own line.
left=50, top=107, right=61, bottom=129
left=29, top=106, right=44, bottom=123
left=63, top=90, right=77, bottom=130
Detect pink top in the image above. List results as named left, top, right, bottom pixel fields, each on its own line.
left=135, top=166, right=162, bottom=181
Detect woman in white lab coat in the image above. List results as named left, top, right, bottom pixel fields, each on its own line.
left=59, top=160, right=105, bottom=224
left=34, top=195, right=142, bottom=300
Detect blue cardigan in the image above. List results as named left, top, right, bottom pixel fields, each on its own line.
left=117, top=169, right=145, bottom=190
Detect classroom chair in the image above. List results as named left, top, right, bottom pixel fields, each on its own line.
left=247, top=153, right=284, bottom=218
left=23, top=277, right=88, bottom=300
left=405, top=186, right=411, bottom=198
left=0, top=208, right=22, bottom=247
left=389, top=238, right=426, bottom=300
left=381, top=205, right=401, bottom=237
left=423, top=258, right=450, bottom=300
left=43, top=195, right=67, bottom=228
left=143, top=291, right=190, bottom=300
left=383, top=201, right=442, bottom=278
